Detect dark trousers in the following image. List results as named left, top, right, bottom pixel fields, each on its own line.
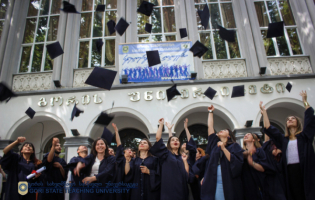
left=287, top=163, right=306, bottom=200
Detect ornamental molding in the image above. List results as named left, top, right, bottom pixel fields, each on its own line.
left=203, top=59, right=247, bottom=79
left=73, top=69, right=93, bottom=88
left=12, top=73, right=52, bottom=92
left=268, top=57, right=312, bottom=75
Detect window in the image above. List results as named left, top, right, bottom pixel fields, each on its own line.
left=0, top=0, right=8, bottom=39
left=254, top=0, right=303, bottom=56
left=19, top=0, right=61, bottom=73
left=194, top=0, right=241, bottom=60
left=137, top=0, right=176, bottom=42
left=78, top=0, right=117, bottom=68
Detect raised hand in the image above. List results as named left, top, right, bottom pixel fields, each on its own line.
left=17, top=137, right=26, bottom=143
left=208, top=105, right=215, bottom=112
left=158, top=118, right=164, bottom=125
left=165, top=122, right=174, bottom=130
left=259, top=101, right=266, bottom=114
left=184, top=118, right=188, bottom=129
left=52, top=138, right=59, bottom=146
left=299, top=90, right=307, bottom=102
left=112, top=123, right=118, bottom=132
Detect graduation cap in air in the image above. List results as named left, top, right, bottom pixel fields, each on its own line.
left=146, top=50, right=161, bottom=67
left=71, top=104, right=84, bottom=121
left=46, top=41, right=64, bottom=59
left=189, top=41, right=209, bottom=58
left=25, top=107, right=36, bottom=119
left=137, top=1, right=155, bottom=16
left=61, top=1, right=80, bottom=14
left=179, top=28, right=187, bottom=39
left=166, top=81, right=181, bottom=102
left=145, top=23, right=152, bottom=33
left=85, top=67, right=117, bottom=90
left=101, top=126, right=114, bottom=144
left=286, top=82, right=292, bottom=92
left=245, top=120, right=253, bottom=128
left=71, top=129, right=80, bottom=136
left=267, top=21, right=284, bottom=38
left=218, top=25, right=236, bottom=43
left=96, top=4, right=106, bottom=12
left=115, top=18, right=129, bottom=36
left=197, top=4, right=210, bottom=29
left=0, top=82, right=17, bottom=103
left=94, top=112, right=115, bottom=126
left=107, top=20, right=116, bottom=35
left=204, top=87, right=217, bottom=100
left=231, top=85, right=245, bottom=98
left=96, top=39, right=104, bottom=52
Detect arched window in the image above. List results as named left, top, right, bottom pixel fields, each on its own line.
left=43, top=133, right=66, bottom=159
left=179, top=124, right=208, bottom=150
left=111, top=128, right=147, bottom=151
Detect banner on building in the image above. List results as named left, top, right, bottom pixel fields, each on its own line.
left=119, top=41, right=194, bottom=82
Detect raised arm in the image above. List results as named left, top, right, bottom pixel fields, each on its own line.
left=300, top=90, right=310, bottom=110
left=47, top=138, right=59, bottom=163
left=156, top=118, right=164, bottom=142
left=165, top=122, right=174, bottom=138
left=3, top=137, right=25, bottom=155
left=260, top=101, right=270, bottom=129
left=184, top=118, right=191, bottom=141
left=207, top=105, right=215, bottom=136
left=112, top=123, right=121, bottom=147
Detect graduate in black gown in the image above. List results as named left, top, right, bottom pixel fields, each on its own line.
left=242, top=133, right=275, bottom=200
left=262, top=134, right=287, bottom=200
left=38, top=138, right=68, bottom=200
left=200, top=105, right=244, bottom=200
left=73, top=137, right=115, bottom=199
left=190, top=148, right=207, bottom=200
left=67, top=145, right=88, bottom=200
left=149, top=118, right=189, bottom=200
left=260, top=90, right=315, bottom=200
left=0, top=137, right=42, bottom=200
left=125, top=137, right=161, bottom=200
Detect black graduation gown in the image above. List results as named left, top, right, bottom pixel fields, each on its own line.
left=189, top=156, right=209, bottom=200
left=38, top=153, right=68, bottom=200
left=201, top=134, right=244, bottom=200
left=0, top=150, right=39, bottom=200
left=127, top=156, right=160, bottom=200
left=112, top=145, right=134, bottom=200
left=242, top=147, right=275, bottom=200
left=264, top=107, right=315, bottom=200
left=149, top=139, right=189, bottom=200
left=67, top=156, right=85, bottom=200
left=79, top=154, right=115, bottom=199
left=262, top=140, right=287, bottom=200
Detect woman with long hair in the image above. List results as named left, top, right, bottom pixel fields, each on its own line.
left=260, top=91, right=315, bottom=200
left=0, top=137, right=41, bottom=200
left=242, top=133, right=275, bottom=200
left=200, top=105, right=244, bottom=200
left=125, top=137, right=160, bottom=200
left=149, top=118, right=189, bottom=200
left=74, top=134, right=115, bottom=198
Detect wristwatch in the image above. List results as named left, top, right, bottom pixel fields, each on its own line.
left=209, top=110, right=213, bottom=113
left=304, top=102, right=309, bottom=107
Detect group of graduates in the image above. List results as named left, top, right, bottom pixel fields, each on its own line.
left=0, top=90, right=314, bottom=200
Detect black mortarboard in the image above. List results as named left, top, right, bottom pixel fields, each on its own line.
left=114, top=18, right=129, bottom=36
left=71, top=129, right=80, bottom=136
left=245, top=120, right=253, bottom=128
left=107, top=20, right=116, bottom=35
left=146, top=50, right=161, bottom=67
left=96, top=39, right=103, bottom=52
left=189, top=41, right=208, bottom=58
left=197, top=4, right=210, bottom=29
left=71, top=104, right=84, bottom=121
left=25, top=107, right=36, bottom=119
left=267, top=21, right=284, bottom=38
left=179, top=28, right=187, bottom=38
left=218, top=25, right=236, bottom=42
left=137, top=1, right=155, bottom=16
left=166, top=84, right=181, bottom=102
left=0, top=82, right=17, bottom=103
left=61, top=1, right=80, bottom=14
left=101, top=126, right=114, bottom=144
left=46, top=41, right=64, bottom=59
left=94, top=112, right=115, bottom=126
left=96, top=4, right=105, bottom=12
left=145, top=23, right=152, bottom=33
left=204, top=87, right=217, bottom=100
left=286, top=82, right=292, bottom=92
left=259, top=67, right=267, bottom=75
left=85, top=67, right=117, bottom=90
left=231, top=85, right=245, bottom=98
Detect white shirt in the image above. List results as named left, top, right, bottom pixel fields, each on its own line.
left=287, top=139, right=300, bottom=165
left=89, top=157, right=101, bottom=177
